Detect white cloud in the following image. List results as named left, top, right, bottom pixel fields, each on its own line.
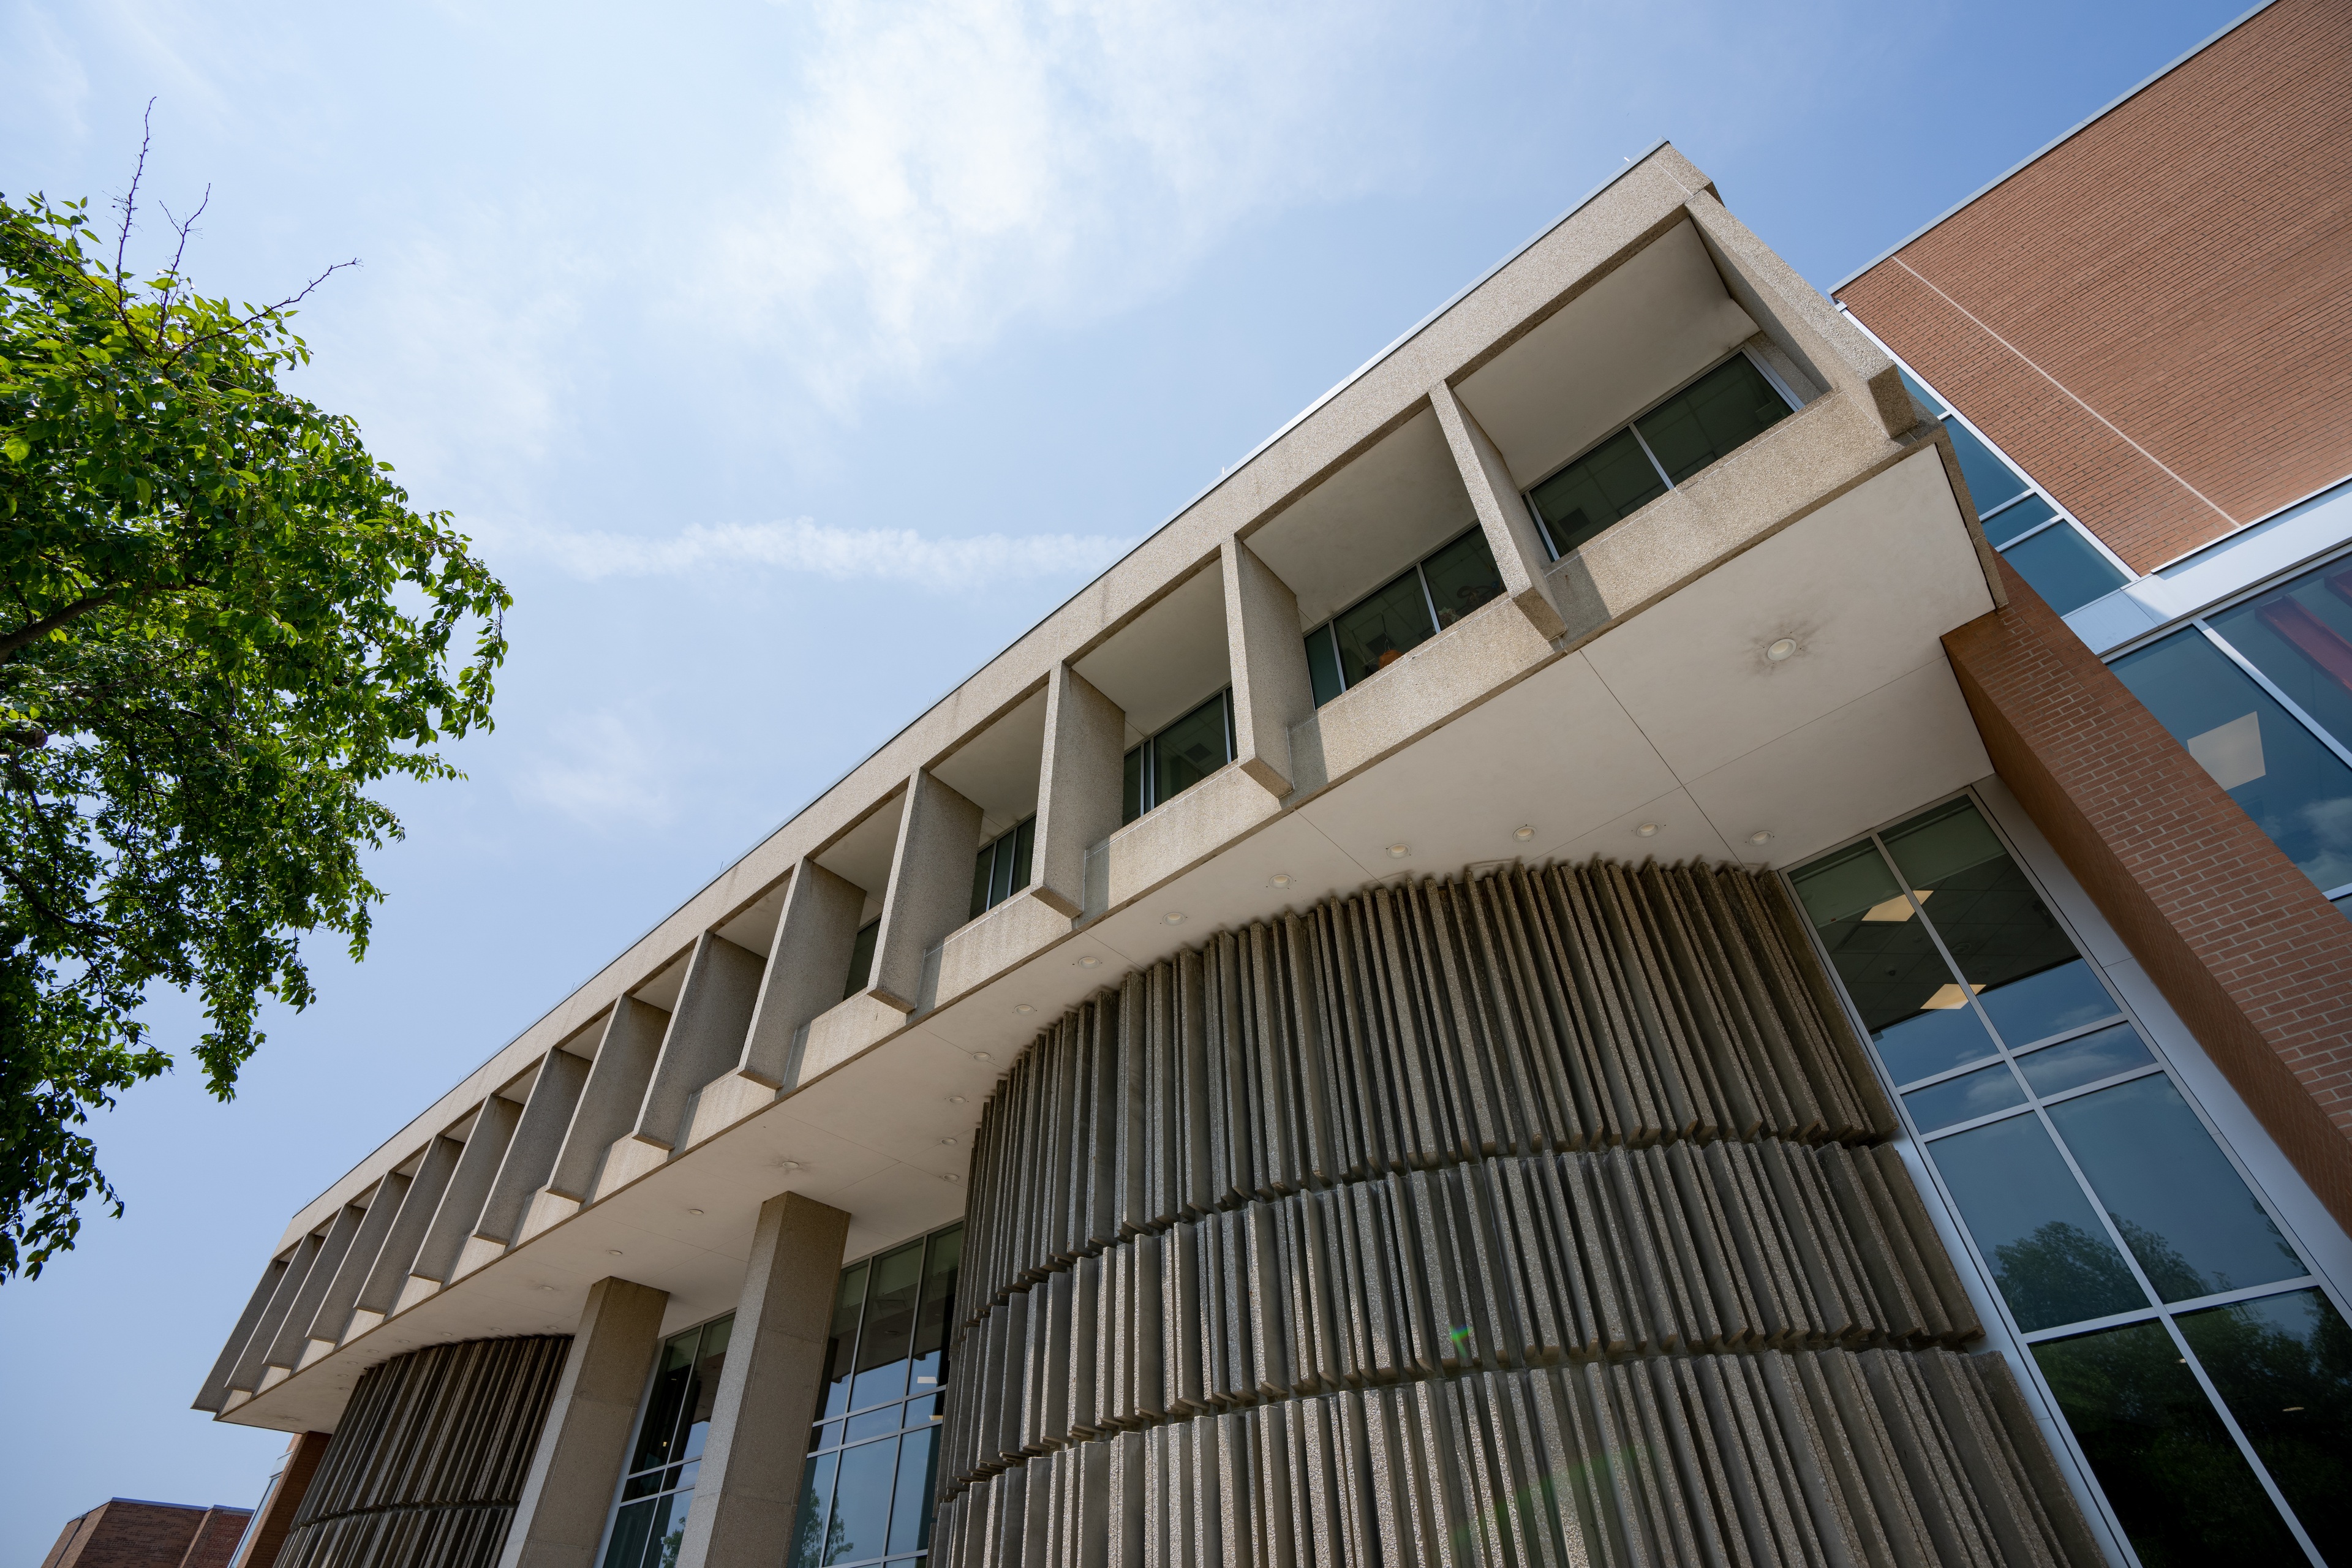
left=511, top=518, right=1134, bottom=590
left=511, top=710, right=677, bottom=832
left=692, top=0, right=1412, bottom=407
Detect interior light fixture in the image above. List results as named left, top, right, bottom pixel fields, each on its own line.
left=608, top=1249, right=625, bottom=1257
left=1076, top=955, right=1102, bottom=969
left=947, top=1095, right=966, bottom=1106
left=1861, top=890, right=1934, bottom=923
left=940, top=1137, right=957, bottom=1146
left=1747, top=831, right=1773, bottom=845
left=1766, top=638, right=1800, bottom=662
left=944, top=1173, right=962, bottom=1183
left=1513, top=826, right=1536, bottom=842
left=1164, top=911, right=1187, bottom=925
left=687, top=1208, right=705, bottom=1216
left=1923, top=982, right=1986, bottom=1010
left=540, top=1284, right=557, bottom=1292
left=783, top=1159, right=802, bottom=1170
left=1387, top=844, right=1410, bottom=859
left=972, top=1051, right=992, bottom=1063
left=1637, top=823, right=1662, bottom=838
left=1270, top=872, right=1294, bottom=888
left=1014, top=1003, right=1036, bottom=1015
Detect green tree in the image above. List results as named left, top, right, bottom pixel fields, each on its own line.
left=0, top=137, right=509, bottom=1280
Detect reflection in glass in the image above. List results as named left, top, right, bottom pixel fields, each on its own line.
left=788, top=1452, right=838, bottom=1568
left=2112, top=627, right=2352, bottom=894
left=911, top=1225, right=961, bottom=1392
left=2033, top=1321, right=2304, bottom=1565
left=2047, top=1075, right=2302, bottom=1303
left=823, top=1264, right=869, bottom=1420
left=1419, top=530, right=1504, bottom=629
left=1979, top=492, right=2057, bottom=548
left=851, top=1241, right=924, bottom=1411
left=890, top=1428, right=941, bottom=1554
left=1153, top=692, right=1234, bottom=809
left=1940, top=418, right=2029, bottom=514
left=1931, top=1113, right=2143, bottom=1330
left=1528, top=428, right=1665, bottom=556
left=2018, top=1023, right=2154, bottom=1097
left=2004, top=522, right=2127, bottom=616
left=1882, top=799, right=2082, bottom=1005
left=2207, top=554, right=2352, bottom=760
left=1903, top=1063, right=2025, bottom=1133
left=843, top=920, right=879, bottom=1001
left=827, top=1436, right=898, bottom=1564
left=2179, top=1288, right=2352, bottom=1561
left=1977, top=960, right=2117, bottom=1048
left=1331, top=569, right=1435, bottom=685
left=1306, top=624, right=1343, bottom=707
left=1632, top=353, right=1792, bottom=484
left=606, top=1317, right=729, bottom=1568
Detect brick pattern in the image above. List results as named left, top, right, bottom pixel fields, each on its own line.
left=40, top=1502, right=254, bottom=1568
left=228, top=1433, right=330, bottom=1568
left=1840, top=0, right=2352, bottom=571
left=1944, top=556, right=2352, bottom=1232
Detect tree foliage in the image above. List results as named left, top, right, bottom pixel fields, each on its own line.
left=0, top=140, right=509, bottom=1280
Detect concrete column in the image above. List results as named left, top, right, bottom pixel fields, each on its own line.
left=352, top=1134, right=462, bottom=1323
left=630, top=933, right=766, bottom=1152
left=674, top=1192, right=851, bottom=1568
left=868, top=769, right=983, bottom=1014
left=1219, top=537, right=1314, bottom=799
left=1429, top=380, right=1569, bottom=641
left=736, top=860, right=865, bottom=1086
left=1031, top=663, right=1125, bottom=918
left=496, top=1277, right=672, bottom=1568
left=1681, top=189, right=1915, bottom=440
left=467, top=1049, right=592, bottom=1265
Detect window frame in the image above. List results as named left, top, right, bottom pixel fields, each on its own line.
left=590, top=1308, right=739, bottom=1568
left=1301, top=524, right=1506, bottom=705
left=1516, top=345, right=1800, bottom=561
left=1782, top=785, right=2351, bottom=1565
left=1120, top=686, right=1237, bottom=823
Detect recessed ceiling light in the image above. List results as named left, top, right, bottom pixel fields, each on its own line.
left=1386, top=844, right=1410, bottom=859
left=1076, top=955, right=1101, bottom=969
left=1766, top=638, right=1799, bottom=662
left=1747, top=831, right=1773, bottom=845
left=947, top=1095, right=966, bottom=1105
left=783, top=1159, right=802, bottom=1170
left=1270, top=872, right=1293, bottom=888
left=1513, top=826, right=1535, bottom=842
left=1163, top=911, right=1186, bottom=925
left=971, top=1051, right=991, bottom=1063
left=939, top=1137, right=957, bottom=1146
left=1013, top=1003, right=1035, bottom=1015
left=540, top=1284, right=557, bottom=1292
left=688, top=1208, right=705, bottom=1216
left=944, top=1173, right=962, bottom=1183
left=607, top=1249, right=625, bottom=1257
left=1637, top=823, right=1662, bottom=838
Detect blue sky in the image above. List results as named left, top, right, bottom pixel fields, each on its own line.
left=0, top=0, right=2250, bottom=1551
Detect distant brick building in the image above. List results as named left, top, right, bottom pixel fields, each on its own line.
left=40, top=1501, right=251, bottom=1568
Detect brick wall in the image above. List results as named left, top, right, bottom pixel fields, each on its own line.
left=1945, top=554, right=2352, bottom=1231
left=1840, top=0, right=2352, bottom=571
left=227, top=1433, right=331, bottom=1568
left=39, top=1501, right=252, bottom=1568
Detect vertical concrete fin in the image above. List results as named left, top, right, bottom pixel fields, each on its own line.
left=498, top=1277, right=672, bottom=1568
left=741, top=859, right=866, bottom=1087
left=409, top=1096, right=524, bottom=1287
left=1429, top=380, right=1569, bottom=642
left=1220, top=537, right=1313, bottom=799
left=305, top=1170, right=411, bottom=1347
left=354, top=1134, right=464, bottom=1316
left=475, top=1049, right=594, bottom=1248
left=1034, top=663, right=1125, bottom=919
left=871, top=769, right=985, bottom=1014
left=630, top=932, right=767, bottom=1151
left=674, top=1192, right=853, bottom=1568
left=265, top=1203, right=367, bottom=1369
left=227, top=1232, right=323, bottom=1395
left=195, top=1256, right=290, bottom=1411
left=545, top=999, right=668, bottom=1203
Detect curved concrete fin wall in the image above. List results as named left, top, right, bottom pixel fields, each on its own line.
left=934, top=857, right=2101, bottom=1568
left=275, top=1335, right=570, bottom=1568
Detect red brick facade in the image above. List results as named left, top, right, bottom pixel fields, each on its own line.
left=1945, top=556, right=2352, bottom=1231
left=225, top=1433, right=330, bottom=1568
left=39, top=1501, right=251, bottom=1568
left=1839, top=0, right=2352, bottom=571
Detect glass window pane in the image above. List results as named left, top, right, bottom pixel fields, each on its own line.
left=891, top=1428, right=941, bottom=1555
left=1881, top=799, right=2107, bottom=1046
left=1528, top=428, right=1665, bottom=556
left=1152, top=693, right=1231, bottom=809
left=986, top=833, right=1014, bottom=908
left=1122, top=745, right=1144, bottom=823
left=910, top=1225, right=961, bottom=1388
left=649, top=1493, right=689, bottom=1568
left=1306, top=626, right=1344, bottom=706
left=1898, top=368, right=1943, bottom=417
left=1930, top=1113, right=2144, bottom=1330
left=789, top=1452, right=838, bottom=1568
left=2046, top=1075, right=2302, bottom=1302
left=2032, top=1320, right=2304, bottom=1564
left=2002, top=522, right=2128, bottom=615
left=851, top=1241, right=924, bottom=1409
left=1009, top=818, right=1034, bottom=896
left=844, top=921, right=879, bottom=1001
left=628, top=1331, right=701, bottom=1475
left=679, top=1324, right=729, bottom=1462
left=968, top=847, right=993, bottom=921
left=2112, top=626, right=2352, bottom=894
left=2177, top=1287, right=2352, bottom=1561
left=1632, top=354, right=1792, bottom=484
left=1979, top=492, right=2057, bottom=548
left=827, top=1437, right=899, bottom=1564
left=1903, top=1064, right=2027, bottom=1133
left=1941, top=418, right=2030, bottom=514
left=603, top=1498, right=658, bottom=1568
left=2209, top=555, right=2352, bottom=759
left=823, top=1263, right=869, bottom=1419
left=1419, top=531, right=1505, bottom=630
left=2018, top=1022, right=2155, bottom=1097
left=1788, top=839, right=1997, bottom=1083
left=1330, top=569, right=1435, bottom=686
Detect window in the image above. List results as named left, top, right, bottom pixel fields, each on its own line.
left=2106, top=551, right=2352, bottom=910
left=792, top=1223, right=962, bottom=1568
left=1789, top=796, right=2349, bottom=1562
left=1302, top=529, right=1506, bottom=706
left=967, top=818, right=1035, bottom=919
left=843, top=919, right=880, bottom=1000
left=600, top=1316, right=733, bottom=1568
left=1120, top=688, right=1235, bottom=824
left=1525, top=352, right=1792, bottom=557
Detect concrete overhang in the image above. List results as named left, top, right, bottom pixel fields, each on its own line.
left=222, top=439, right=1995, bottom=1435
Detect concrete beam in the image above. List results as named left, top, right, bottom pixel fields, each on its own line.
left=264, top=1204, right=365, bottom=1371
left=197, top=1257, right=289, bottom=1411
left=630, top=933, right=767, bottom=1153
left=406, top=1096, right=522, bottom=1294
left=1031, top=663, right=1124, bottom=919
left=541, top=1000, right=667, bottom=1206
left=466, top=1048, right=592, bottom=1267
left=1219, top=537, right=1314, bottom=800
left=868, top=769, right=983, bottom=1014
left=352, top=1134, right=462, bottom=1321
left=1429, top=380, right=1569, bottom=642
left=302, top=1172, right=408, bottom=1349
left=674, top=1192, right=851, bottom=1568
left=227, top=1232, right=323, bottom=1395
left=497, top=1277, right=671, bottom=1568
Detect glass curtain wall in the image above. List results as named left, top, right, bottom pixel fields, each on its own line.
left=1120, top=690, right=1236, bottom=824
left=1523, top=351, right=1793, bottom=559
left=600, top=1315, right=734, bottom=1568
left=2107, top=550, right=2352, bottom=913
left=1789, top=795, right=2350, bottom=1565
left=967, top=818, right=1035, bottom=919
left=791, top=1223, right=962, bottom=1568
left=1303, top=529, right=1506, bottom=706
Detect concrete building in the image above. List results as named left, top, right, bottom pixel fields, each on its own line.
left=193, top=10, right=2352, bottom=1564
